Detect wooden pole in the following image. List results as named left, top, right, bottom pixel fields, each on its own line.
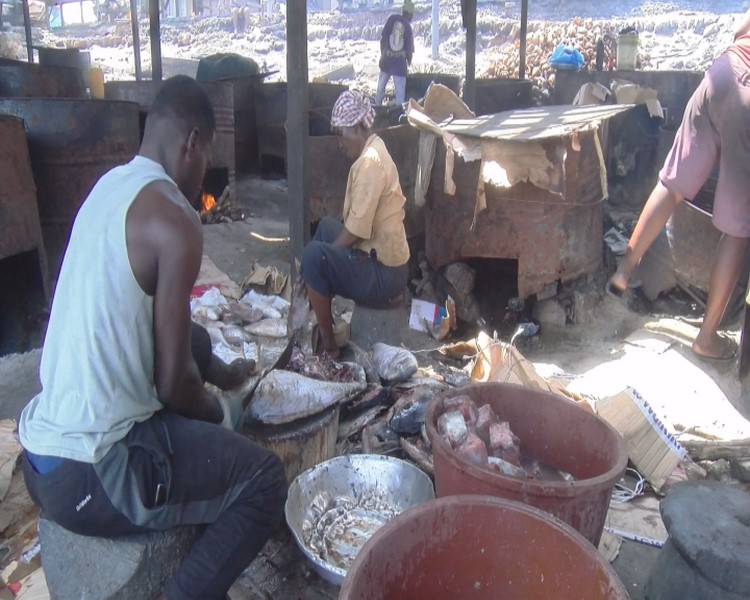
left=463, top=0, right=476, bottom=110
left=519, top=0, right=528, bottom=79
left=21, top=0, right=33, bottom=63
left=286, top=0, right=310, bottom=277
left=431, top=0, right=439, bottom=60
left=149, top=0, right=162, bottom=81
left=130, top=0, right=142, bottom=80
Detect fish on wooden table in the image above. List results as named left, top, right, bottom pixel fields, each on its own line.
left=246, top=369, right=367, bottom=425
left=370, top=343, right=418, bottom=384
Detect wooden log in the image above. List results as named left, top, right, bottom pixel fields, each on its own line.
left=682, top=438, right=750, bottom=461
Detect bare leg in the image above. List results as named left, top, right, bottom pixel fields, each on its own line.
left=693, top=234, right=749, bottom=358
left=306, top=285, right=339, bottom=358
left=610, top=182, right=683, bottom=291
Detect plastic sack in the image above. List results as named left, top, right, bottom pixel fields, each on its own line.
left=548, top=44, right=585, bottom=70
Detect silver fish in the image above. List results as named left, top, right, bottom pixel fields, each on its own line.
left=244, top=318, right=288, bottom=338
left=229, top=302, right=264, bottom=324
left=222, top=325, right=253, bottom=346
left=370, top=343, right=418, bottom=384
left=388, top=382, right=446, bottom=435
left=247, top=369, right=366, bottom=424
left=348, top=342, right=379, bottom=383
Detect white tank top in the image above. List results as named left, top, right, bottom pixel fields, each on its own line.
left=19, top=156, right=183, bottom=463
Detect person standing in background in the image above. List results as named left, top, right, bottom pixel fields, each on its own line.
left=607, top=9, right=750, bottom=361
left=374, top=0, right=414, bottom=106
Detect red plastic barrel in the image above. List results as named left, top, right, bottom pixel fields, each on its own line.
left=425, top=382, right=627, bottom=546
left=340, top=495, right=629, bottom=599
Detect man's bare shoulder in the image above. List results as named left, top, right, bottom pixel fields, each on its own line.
left=131, top=179, right=200, bottom=233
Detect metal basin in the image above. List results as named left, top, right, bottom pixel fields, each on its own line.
left=285, top=454, right=435, bottom=586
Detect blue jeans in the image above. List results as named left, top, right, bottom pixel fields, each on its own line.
left=375, top=71, right=407, bottom=105
left=301, top=216, right=408, bottom=307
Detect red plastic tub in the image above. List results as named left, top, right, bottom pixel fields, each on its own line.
left=339, top=495, right=629, bottom=599
left=425, top=382, right=628, bottom=546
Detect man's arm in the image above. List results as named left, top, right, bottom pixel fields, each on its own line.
left=332, top=227, right=362, bottom=249
left=128, top=183, right=223, bottom=423
left=735, top=8, right=750, bottom=40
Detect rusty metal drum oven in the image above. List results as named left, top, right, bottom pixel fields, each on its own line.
left=0, top=98, right=141, bottom=283
left=104, top=80, right=236, bottom=198
left=425, top=130, right=605, bottom=299
left=0, top=115, right=49, bottom=298
left=0, top=63, right=87, bottom=98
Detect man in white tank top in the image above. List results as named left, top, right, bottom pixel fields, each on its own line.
left=18, top=76, right=286, bottom=600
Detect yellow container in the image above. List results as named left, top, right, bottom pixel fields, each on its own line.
left=89, top=67, right=105, bottom=99
left=617, top=32, right=639, bottom=70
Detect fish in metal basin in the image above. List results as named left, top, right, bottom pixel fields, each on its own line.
left=370, top=342, right=418, bottom=384
left=246, top=369, right=367, bottom=425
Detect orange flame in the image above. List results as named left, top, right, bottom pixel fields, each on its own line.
left=201, top=192, right=216, bottom=214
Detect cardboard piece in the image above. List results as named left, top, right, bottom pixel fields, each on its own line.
left=195, top=255, right=241, bottom=300
left=0, top=420, right=21, bottom=502
left=241, top=261, right=290, bottom=300
left=596, top=387, right=689, bottom=493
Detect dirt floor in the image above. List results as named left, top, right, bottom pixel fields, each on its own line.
left=1, top=172, right=748, bottom=598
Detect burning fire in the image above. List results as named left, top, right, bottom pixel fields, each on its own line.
left=200, top=192, right=216, bottom=214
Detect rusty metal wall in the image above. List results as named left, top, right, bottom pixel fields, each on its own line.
left=0, top=115, right=48, bottom=298
left=307, top=124, right=422, bottom=236
left=425, top=131, right=603, bottom=298
left=0, top=64, right=86, bottom=98
left=553, top=70, right=704, bottom=130
left=104, top=80, right=236, bottom=196
left=0, top=99, right=141, bottom=282
left=254, top=82, right=347, bottom=172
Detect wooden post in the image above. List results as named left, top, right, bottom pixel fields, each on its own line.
left=286, top=0, right=310, bottom=277
left=431, top=0, right=439, bottom=60
left=130, top=0, right=142, bottom=80
left=149, top=0, right=163, bottom=81
left=519, top=0, right=528, bottom=79
left=21, top=0, right=33, bottom=63
left=740, top=275, right=750, bottom=394
left=463, top=0, right=476, bottom=110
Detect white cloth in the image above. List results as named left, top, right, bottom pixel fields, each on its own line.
left=19, top=156, right=182, bottom=463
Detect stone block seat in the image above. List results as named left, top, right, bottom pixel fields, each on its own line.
left=643, top=481, right=750, bottom=600
left=348, top=292, right=410, bottom=350
left=39, top=518, right=200, bottom=600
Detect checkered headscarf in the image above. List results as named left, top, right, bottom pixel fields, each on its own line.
left=330, top=90, right=375, bottom=129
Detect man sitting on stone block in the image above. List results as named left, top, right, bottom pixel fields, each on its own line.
left=18, top=76, right=286, bottom=600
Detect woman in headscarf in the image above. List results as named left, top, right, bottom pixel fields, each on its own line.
left=301, top=90, right=410, bottom=357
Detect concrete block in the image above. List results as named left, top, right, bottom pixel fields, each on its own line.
left=349, top=296, right=409, bottom=349
left=572, top=289, right=598, bottom=325
left=533, top=298, right=567, bottom=327
left=40, top=518, right=201, bottom=600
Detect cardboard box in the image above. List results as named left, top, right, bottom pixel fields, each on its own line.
left=596, top=386, right=688, bottom=493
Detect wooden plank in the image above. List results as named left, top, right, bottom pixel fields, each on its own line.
left=519, top=0, right=528, bottom=79
left=149, top=0, right=162, bottom=81
left=463, top=0, right=476, bottom=110
left=286, top=0, right=310, bottom=276
left=130, top=0, right=141, bottom=81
